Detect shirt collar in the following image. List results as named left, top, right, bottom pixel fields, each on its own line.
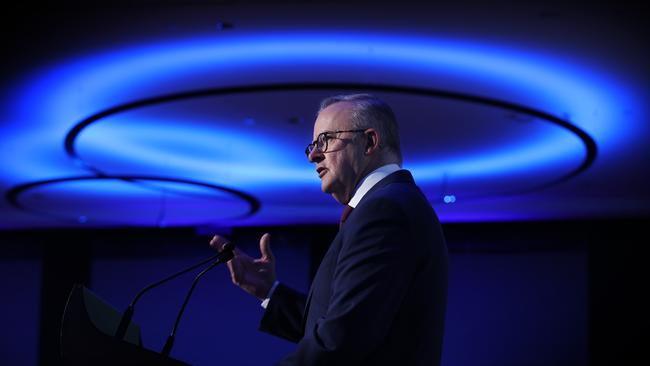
left=347, top=164, right=402, bottom=208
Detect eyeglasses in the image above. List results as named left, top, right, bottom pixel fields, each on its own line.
left=305, top=129, right=367, bottom=156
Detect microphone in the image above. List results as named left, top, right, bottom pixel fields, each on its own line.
left=161, top=243, right=235, bottom=357
left=114, top=242, right=236, bottom=342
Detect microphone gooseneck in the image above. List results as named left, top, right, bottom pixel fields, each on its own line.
left=161, top=244, right=235, bottom=357
left=114, top=242, right=235, bottom=341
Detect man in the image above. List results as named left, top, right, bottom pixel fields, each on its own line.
left=210, top=94, right=448, bottom=365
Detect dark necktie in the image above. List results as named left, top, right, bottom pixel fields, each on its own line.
left=339, top=205, right=353, bottom=228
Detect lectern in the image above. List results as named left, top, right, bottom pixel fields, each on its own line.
left=60, top=284, right=191, bottom=365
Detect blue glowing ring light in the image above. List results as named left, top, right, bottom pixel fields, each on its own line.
left=5, top=175, right=260, bottom=223
left=64, top=82, right=597, bottom=196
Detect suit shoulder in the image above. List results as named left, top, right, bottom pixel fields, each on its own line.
left=359, top=180, right=430, bottom=213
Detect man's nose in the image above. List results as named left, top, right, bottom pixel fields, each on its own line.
left=308, top=147, right=323, bottom=163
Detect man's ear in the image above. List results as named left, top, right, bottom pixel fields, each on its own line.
left=365, top=129, right=380, bottom=154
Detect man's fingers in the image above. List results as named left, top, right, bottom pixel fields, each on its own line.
left=232, top=247, right=245, bottom=258
left=259, top=233, right=274, bottom=261
left=228, top=257, right=242, bottom=285
left=226, top=258, right=235, bottom=274
left=212, top=235, right=261, bottom=290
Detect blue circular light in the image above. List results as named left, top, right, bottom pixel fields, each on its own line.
left=63, top=83, right=596, bottom=197
left=2, top=31, right=643, bottom=224
left=5, top=175, right=260, bottom=225
left=9, top=33, right=637, bottom=183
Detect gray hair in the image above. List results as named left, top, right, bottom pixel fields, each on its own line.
left=318, top=94, right=402, bottom=163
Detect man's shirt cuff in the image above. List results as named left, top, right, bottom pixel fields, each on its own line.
left=260, top=280, right=280, bottom=309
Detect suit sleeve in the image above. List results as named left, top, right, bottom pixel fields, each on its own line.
left=259, top=283, right=307, bottom=343
left=277, top=198, right=417, bottom=365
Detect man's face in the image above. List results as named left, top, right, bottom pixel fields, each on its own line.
left=308, top=102, right=366, bottom=204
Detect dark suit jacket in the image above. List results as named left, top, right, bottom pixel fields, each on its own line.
left=260, top=170, right=448, bottom=366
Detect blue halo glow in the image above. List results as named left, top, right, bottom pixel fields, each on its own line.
left=75, top=117, right=314, bottom=186
left=3, top=31, right=643, bottom=225
left=15, top=33, right=637, bottom=144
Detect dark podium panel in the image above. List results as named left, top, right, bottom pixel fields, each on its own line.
left=61, top=284, right=191, bottom=366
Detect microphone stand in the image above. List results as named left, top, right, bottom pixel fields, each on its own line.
left=161, top=249, right=234, bottom=357
left=114, top=244, right=234, bottom=341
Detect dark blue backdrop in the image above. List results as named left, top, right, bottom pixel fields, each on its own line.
left=0, top=222, right=595, bottom=366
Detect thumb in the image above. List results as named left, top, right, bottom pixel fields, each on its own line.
left=259, top=233, right=274, bottom=261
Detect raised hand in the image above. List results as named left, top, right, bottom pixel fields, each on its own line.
left=210, top=233, right=276, bottom=300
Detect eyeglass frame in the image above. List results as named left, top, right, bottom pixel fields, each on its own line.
left=305, top=129, right=368, bottom=156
